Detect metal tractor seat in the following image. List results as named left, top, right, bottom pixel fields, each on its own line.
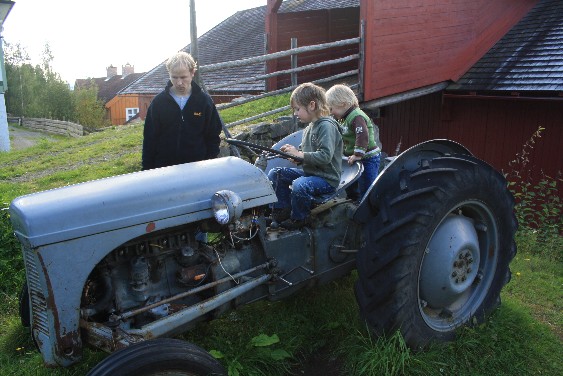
left=311, top=157, right=363, bottom=204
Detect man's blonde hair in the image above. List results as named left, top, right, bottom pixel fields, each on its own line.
left=290, top=83, right=330, bottom=117
left=166, top=51, right=198, bottom=73
left=326, top=84, right=359, bottom=108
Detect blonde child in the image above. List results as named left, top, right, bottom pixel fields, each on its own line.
left=268, top=83, right=343, bottom=229
left=326, top=84, right=381, bottom=202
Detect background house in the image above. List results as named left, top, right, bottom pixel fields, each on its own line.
left=74, top=63, right=145, bottom=125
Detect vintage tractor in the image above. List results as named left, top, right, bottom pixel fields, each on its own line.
left=10, top=130, right=516, bottom=375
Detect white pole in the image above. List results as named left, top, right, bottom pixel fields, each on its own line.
left=0, top=92, right=9, bottom=152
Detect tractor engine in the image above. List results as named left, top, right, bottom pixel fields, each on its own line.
left=81, top=212, right=264, bottom=330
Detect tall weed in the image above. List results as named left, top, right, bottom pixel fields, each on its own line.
left=340, top=329, right=411, bottom=376
left=504, top=126, right=562, bottom=260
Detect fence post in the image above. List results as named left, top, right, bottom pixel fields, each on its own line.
left=291, top=38, right=298, bottom=87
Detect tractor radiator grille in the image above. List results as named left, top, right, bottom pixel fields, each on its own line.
left=24, top=247, right=50, bottom=337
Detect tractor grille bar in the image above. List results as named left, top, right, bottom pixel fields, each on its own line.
left=24, top=247, right=50, bottom=336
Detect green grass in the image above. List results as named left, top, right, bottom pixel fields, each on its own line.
left=219, top=93, right=292, bottom=128
left=0, top=98, right=561, bottom=375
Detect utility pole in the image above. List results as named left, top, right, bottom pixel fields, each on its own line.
left=189, top=0, right=205, bottom=90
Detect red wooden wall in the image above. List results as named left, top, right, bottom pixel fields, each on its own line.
left=266, top=6, right=359, bottom=90
left=360, top=0, right=538, bottom=102
left=441, top=95, right=563, bottom=186
left=375, top=93, right=563, bottom=191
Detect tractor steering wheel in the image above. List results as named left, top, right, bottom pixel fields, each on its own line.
left=225, top=138, right=304, bottom=163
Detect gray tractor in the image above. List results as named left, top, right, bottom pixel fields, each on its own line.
left=11, top=130, right=516, bottom=375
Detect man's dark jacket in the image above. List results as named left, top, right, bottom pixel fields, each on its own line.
left=142, top=81, right=222, bottom=170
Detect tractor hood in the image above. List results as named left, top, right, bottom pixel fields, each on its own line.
left=10, top=157, right=276, bottom=247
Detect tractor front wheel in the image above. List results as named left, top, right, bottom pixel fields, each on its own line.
left=86, top=338, right=226, bottom=376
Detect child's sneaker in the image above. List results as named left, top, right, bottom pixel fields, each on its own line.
left=271, top=208, right=291, bottom=223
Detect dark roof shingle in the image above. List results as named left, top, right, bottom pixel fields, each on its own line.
left=448, top=0, right=563, bottom=92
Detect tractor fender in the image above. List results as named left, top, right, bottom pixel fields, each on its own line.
left=354, top=139, right=472, bottom=223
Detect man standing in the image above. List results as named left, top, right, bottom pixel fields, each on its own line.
left=142, top=51, right=221, bottom=170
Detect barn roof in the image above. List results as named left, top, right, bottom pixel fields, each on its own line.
left=119, top=6, right=266, bottom=94
left=448, top=0, right=563, bottom=93
left=119, top=5, right=266, bottom=95
left=119, top=0, right=361, bottom=96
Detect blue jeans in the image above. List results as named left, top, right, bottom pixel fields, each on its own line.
left=268, top=167, right=335, bottom=220
left=346, top=153, right=381, bottom=201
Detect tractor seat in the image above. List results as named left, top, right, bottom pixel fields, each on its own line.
left=312, top=157, right=363, bottom=205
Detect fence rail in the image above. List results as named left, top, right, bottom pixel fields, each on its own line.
left=199, top=37, right=361, bottom=128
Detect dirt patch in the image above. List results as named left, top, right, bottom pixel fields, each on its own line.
left=289, top=347, right=345, bottom=376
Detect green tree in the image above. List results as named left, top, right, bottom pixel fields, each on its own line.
left=37, top=43, right=75, bottom=120
left=4, top=42, right=73, bottom=119
left=73, top=82, right=110, bottom=130
left=4, top=41, right=31, bottom=116
left=4, top=41, right=108, bottom=129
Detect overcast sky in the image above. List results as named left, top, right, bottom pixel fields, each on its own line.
left=3, top=0, right=266, bottom=85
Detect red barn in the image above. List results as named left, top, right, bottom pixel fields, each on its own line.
left=267, top=0, right=561, bottom=196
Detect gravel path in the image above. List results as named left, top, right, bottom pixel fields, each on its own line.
left=9, top=125, right=57, bottom=150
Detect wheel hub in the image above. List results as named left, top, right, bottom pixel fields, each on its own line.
left=420, top=214, right=480, bottom=309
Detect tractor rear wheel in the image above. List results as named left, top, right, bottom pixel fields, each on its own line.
left=355, top=154, right=517, bottom=348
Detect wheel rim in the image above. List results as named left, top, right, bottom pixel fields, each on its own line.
left=418, top=200, right=499, bottom=331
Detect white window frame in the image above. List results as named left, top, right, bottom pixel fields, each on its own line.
left=126, top=107, right=139, bottom=121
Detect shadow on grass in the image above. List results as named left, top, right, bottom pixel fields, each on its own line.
left=400, top=299, right=562, bottom=376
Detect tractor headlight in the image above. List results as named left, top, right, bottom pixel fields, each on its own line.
left=211, top=190, right=243, bottom=225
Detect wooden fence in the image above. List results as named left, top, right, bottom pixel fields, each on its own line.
left=198, top=36, right=362, bottom=129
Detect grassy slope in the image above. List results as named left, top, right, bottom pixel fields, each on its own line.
left=0, top=111, right=561, bottom=375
